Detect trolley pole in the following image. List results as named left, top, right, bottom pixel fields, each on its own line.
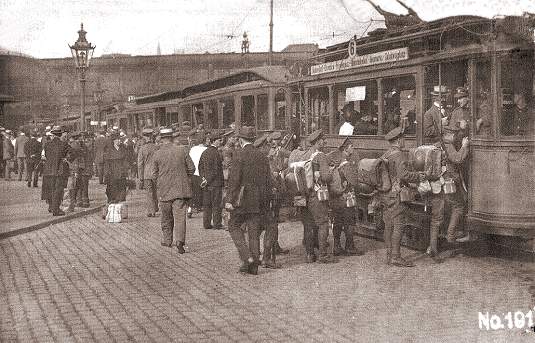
left=269, top=0, right=273, bottom=66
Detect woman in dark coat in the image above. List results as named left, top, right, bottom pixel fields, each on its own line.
left=104, top=133, right=129, bottom=203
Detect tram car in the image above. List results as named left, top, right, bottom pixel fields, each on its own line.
left=290, top=14, right=535, bottom=253
left=119, top=66, right=294, bottom=137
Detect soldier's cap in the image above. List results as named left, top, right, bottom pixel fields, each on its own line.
left=337, top=136, right=352, bottom=150
left=237, top=126, right=256, bottom=140
left=142, top=128, right=154, bottom=136
left=159, top=127, right=174, bottom=138
left=385, top=126, right=403, bottom=142
left=454, top=87, right=469, bottom=99
left=253, top=134, right=268, bottom=148
left=50, top=125, right=63, bottom=135
left=307, top=129, right=324, bottom=144
left=268, top=131, right=282, bottom=140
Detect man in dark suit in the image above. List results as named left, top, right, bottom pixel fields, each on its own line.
left=24, top=129, right=42, bottom=187
left=152, top=127, right=195, bottom=254
left=423, top=89, right=449, bottom=144
left=225, top=126, right=272, bottom=275
left=199, top=132, right=224, bottom=230
left=42, top=126, right=69, bottom=216
left=94, top=130, right=107, bottom=184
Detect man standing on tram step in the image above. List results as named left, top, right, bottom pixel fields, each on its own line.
left=225, top=126, right=273, bottom=275
left=254, top=134, right=281, bottom=269
left=94, top=130, right=107, bottom=184
left=448, top=87, right=470, bottom=134
left=42, top=126, right=69, bottom=216
left=423, top=89, right=449, bottom=144
left=24, top=129, right=42, bottom=187
left=188, top=132, right=207, bottom=217
left=198, top=132, right=225, bottom=230
left=442, top=127, right=470, bottom=243
left=300, top=129, right=336, bottom=264
left=380, top=127, right=425, bottom=267
left=151, top=127, right=195, bottom=254
left=137, top=128, right=159, bottom=217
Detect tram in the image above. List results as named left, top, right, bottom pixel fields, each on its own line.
left=291, top=14, right=535, bottom=252
left=120, top=66, right=293, bottom=135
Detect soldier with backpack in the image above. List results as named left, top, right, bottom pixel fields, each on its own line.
left=380, top=127, right=426, bottom=267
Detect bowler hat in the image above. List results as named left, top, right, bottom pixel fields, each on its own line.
left=430, top=85, right=450, bottom=98
left=385, top=127, right=403, bottom=141
left=237, top=126, right=256, bottom=140
left=50, top=125, right=63, bottom=136
left=307, top=129, right=324, bottom=144
left=454, top=87, right=469, bottom=99
left=159, top=127, right=174, bottom=138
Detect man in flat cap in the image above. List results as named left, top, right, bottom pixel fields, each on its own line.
left=152, top=127, right=195, bottom=254
left=225, top=126, right=272, bottom=275
left=379, top=127, right=426, bottom=267
left=198, top=132, right=225, bottom=230
left=138, top=128, right=160, bottom=217
left=42, top=126, right=69, bottom=216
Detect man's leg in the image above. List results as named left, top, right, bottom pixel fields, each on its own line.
left=81, top=176, right=90, bottom=207
left=98, top=163, right=104, bottom=184
left=228, top=213, right=250, bottom=265
left=159, top=201, right=174, bottom=246
left=446, top=192, right=465, bottom=242
left=172, top=198, right=187, bottom=253
left=246, top=214, right=261, bottom=274
left=26, top=159, right=34, bottom=187
left=18, top=157, right=24, bottom=181
left=429, top=194, right=445, bottom=263
left=308, top=195, right=336, bottom=263
left=212, top=186, right=223, bottom=229
left=145, top=180, right=156, bottom=216
left=51, top=177, right=65, bottom=215
left=202, top=187, right=213, bottom=229
left=301, top=207, right=317, bottom=262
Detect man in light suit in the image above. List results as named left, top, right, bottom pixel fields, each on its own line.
left=137, top=128, right=159, bottom=217
left=152, top=127, right=195, bottom=254
left=225, top=126, right=272, bottom=275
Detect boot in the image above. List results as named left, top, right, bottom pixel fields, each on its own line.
left=332, top=224, right=345, bottom=256
left=176, top=241, right=186, bottom=254
left=391, top=256, right=415, bottom=267
left=385, top=249, right=392, bottom=265
left=446, top=210, right=463, bottom=243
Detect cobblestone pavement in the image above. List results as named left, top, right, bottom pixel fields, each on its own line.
left=0, top=178, right=107, bottom=235
left=1, top=191, right=535, bottom=342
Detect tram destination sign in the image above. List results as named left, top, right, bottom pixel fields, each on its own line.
left=310, top=47, right=409, bottom=76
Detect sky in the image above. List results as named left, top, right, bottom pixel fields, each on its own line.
left=1, top=0, right=535, bottom=58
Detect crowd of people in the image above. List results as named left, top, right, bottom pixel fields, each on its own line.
left=0, top=86, right=473, bottom=275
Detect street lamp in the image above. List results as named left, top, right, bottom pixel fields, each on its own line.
left=69, top=23, right=95, bottom=131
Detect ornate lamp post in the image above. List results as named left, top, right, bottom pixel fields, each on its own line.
left=69, top=23, right=95, bottom=131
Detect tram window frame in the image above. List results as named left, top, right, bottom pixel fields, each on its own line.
left=499, top=51, right=535, bottom=138
left=335, top=80, right=378, bottom=136
left=381, top=75, right=417, bottom=135
left=275, top=89, right=287, bottom=130
left=205, top=100, right=218, bottom=129
left=256, top=93, right=269, bottom=130
left=474, top=58, right=492, bottom=138
left=307, top=87, right=330, bottom=133
left=221, top=97, right=235, bottom=129
left=241, top=95, right=256, bottom=127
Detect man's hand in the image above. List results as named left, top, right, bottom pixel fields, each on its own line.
left=462, top=137, right=470, bottom=147
left=441, top=117, right=449, bottom=126
left=225, top=203, right=234, bottom=211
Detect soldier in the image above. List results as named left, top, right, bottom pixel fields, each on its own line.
left=448, top=87, right=470, bottom=133
left=198, top=132, right=225, bottom=230
left=137, top=128, right=159, bottom=217
left=24, top=129, right=42, bottom=187
left=328, top=138, right=364, bottom=256
left=299, top=129, right=336, bottom=263
left=152, top=127, right=195, bottom=254
left=380, top=127, right=425, bottom=267
left=423, top=89, right=449, bottom=144
left=42, top=126, right=69, bottom=216
left=225, top=126, right=272, bottom=275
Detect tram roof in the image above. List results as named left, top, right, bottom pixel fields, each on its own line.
left=134, top=66, right=291, bottom=105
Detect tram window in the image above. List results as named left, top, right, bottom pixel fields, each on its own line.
left=257, top=94, right=269, bottom=130
left=500, top=52, right=535, bottom=137
left=181, top=104, right=192, bottom=125
left=308, top=87, right=329, bottom=133
left=336, top=81, right=378, bottom=135
left=221, top=97, right=234, bottom=129
left=382, top=76, right=416, bottom=135
left=241, top=95, right=255, bottom=127
left=206, top=100, right=218, bottom=129
left=475, top=59, right=492, bottom=137
left=424, top=61, right=468, bottom=113
left=275, top=89, right=286, bottom=130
